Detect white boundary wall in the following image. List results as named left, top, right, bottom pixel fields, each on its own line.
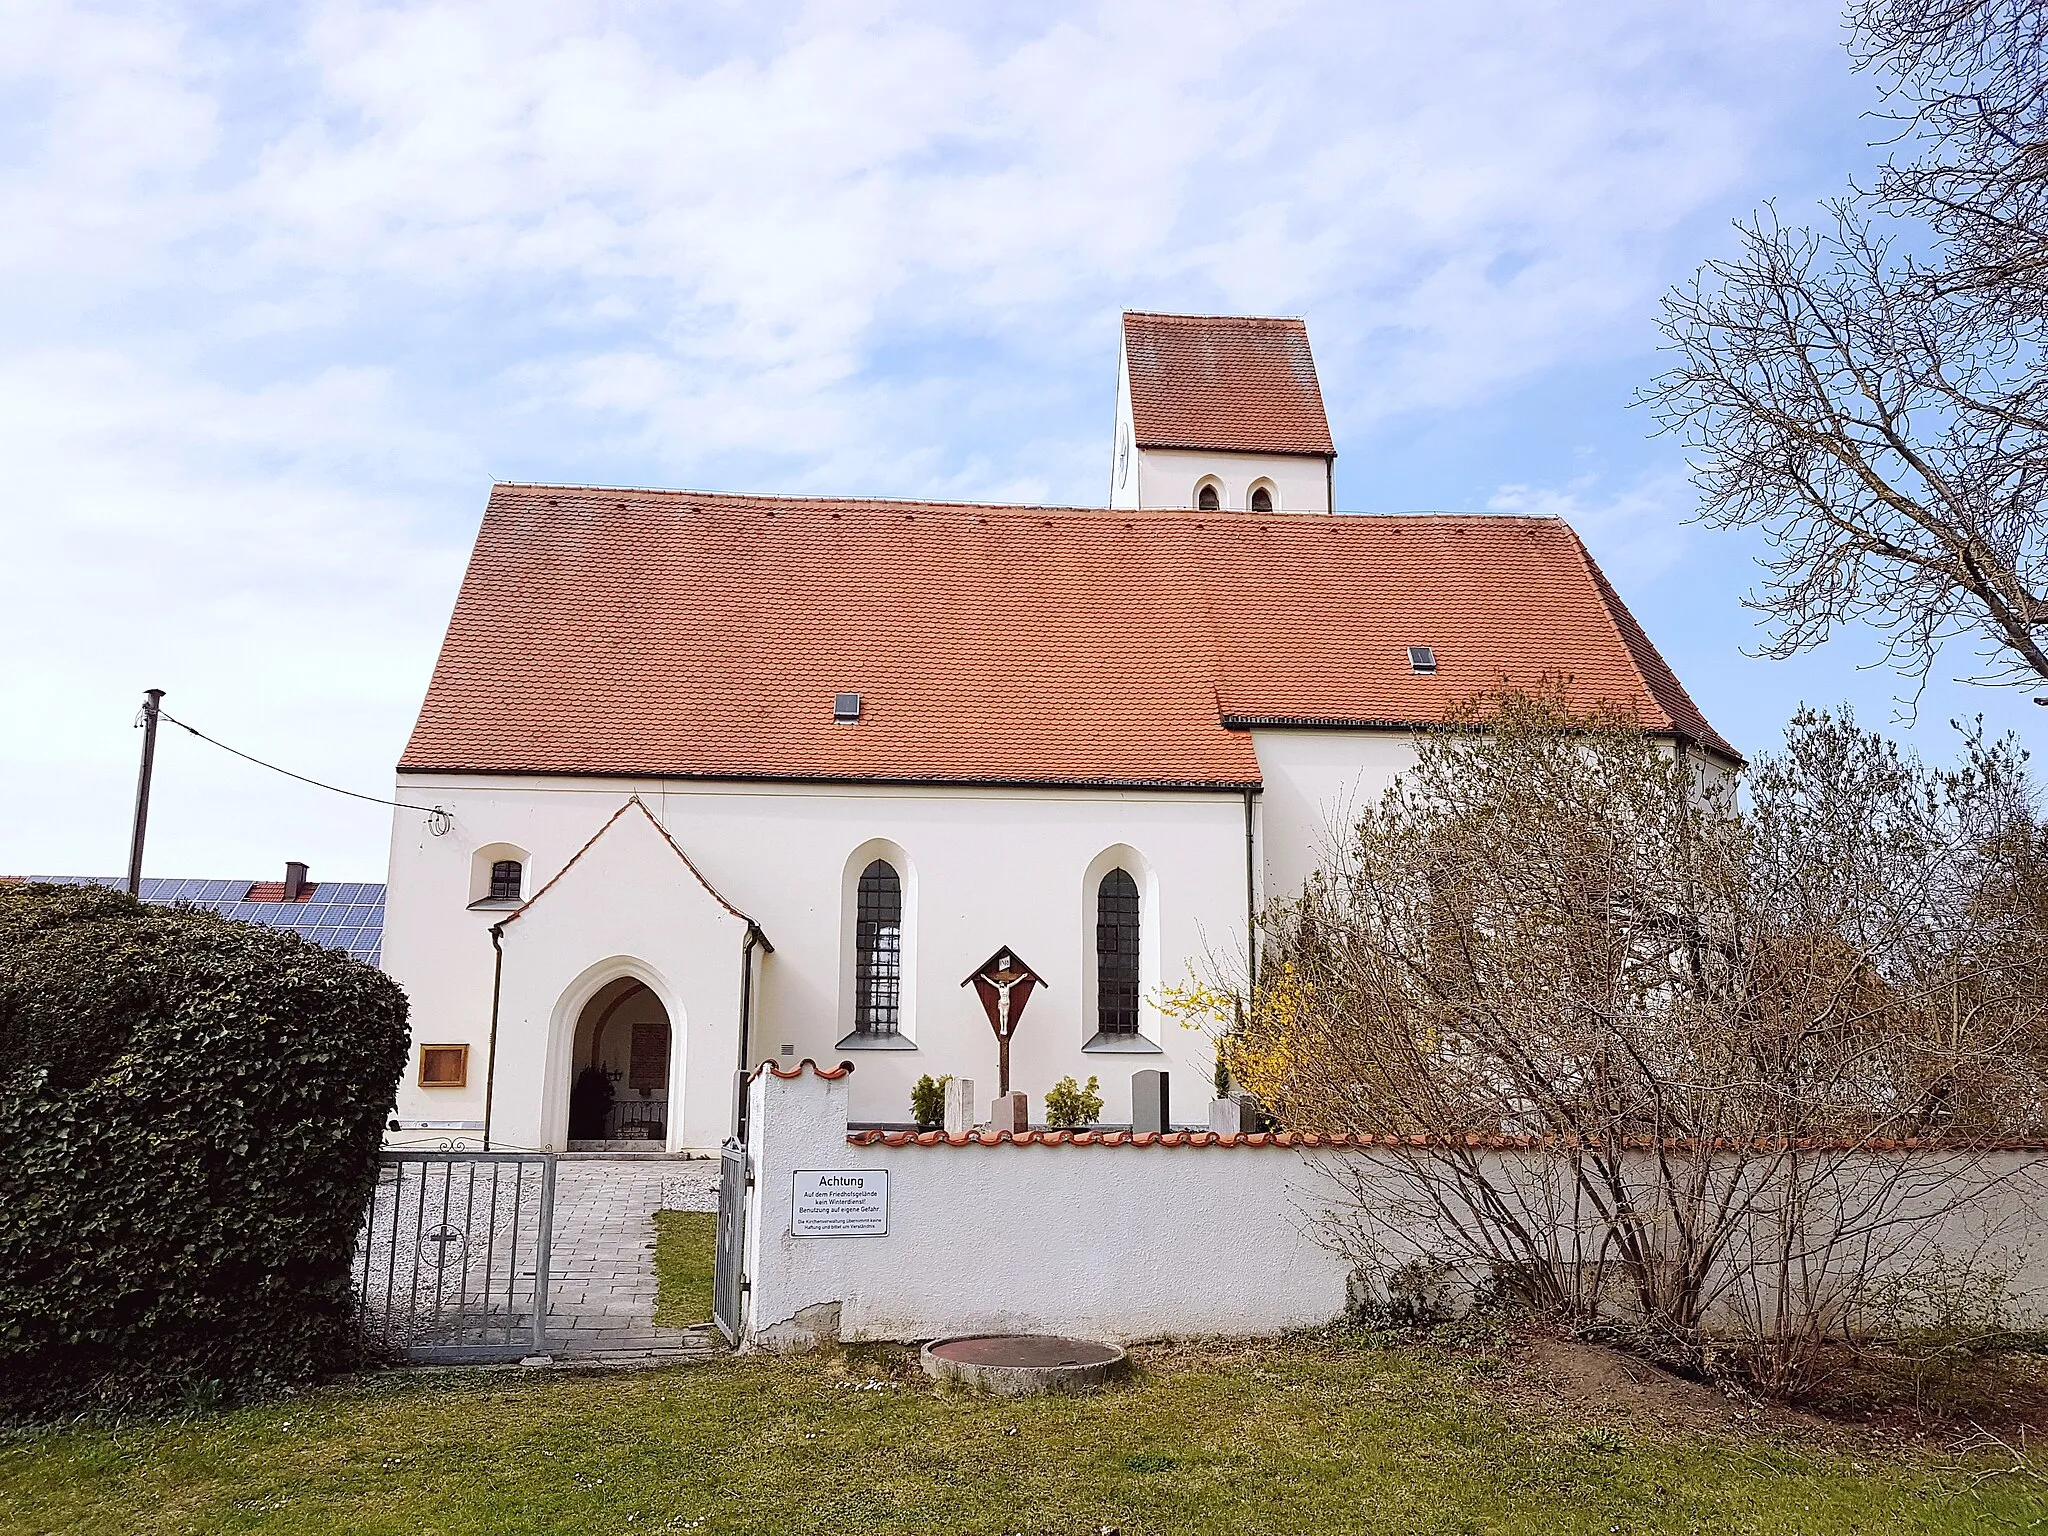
left=738, top=1064, right=2048, bottom=1349
left=741, top=1065, right=1357, bottom=1346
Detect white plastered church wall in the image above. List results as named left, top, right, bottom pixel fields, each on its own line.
left=383, top=729, right=1721, bottom=1148
left=1108, top=341, right=1140, bottom=509
left=1136, top=448, right=1331, bottom=513
left=384, top=776, right=1253, bottom=1144
left=1250, top=731, right=1420, bottom=898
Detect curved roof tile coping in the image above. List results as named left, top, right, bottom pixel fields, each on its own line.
left=846, top=1129, right=2048, bottom=1151
left=757, top=1058, right=856, bottom=1082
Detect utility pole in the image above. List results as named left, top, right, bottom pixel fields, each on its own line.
left=126, top=688, right=164, bottom=896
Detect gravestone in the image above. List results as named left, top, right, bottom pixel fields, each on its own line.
left=1132, top=1069, right=1170, bottom=1134
left=1207, top=1093, right=1265, bottom=1134
left=944, top=1076, right=977, bottom=1135
left=989, top=1091, right=1029, bottom=1134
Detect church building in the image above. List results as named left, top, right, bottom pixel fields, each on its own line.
left=380, top=312, right=1734, bottom=1152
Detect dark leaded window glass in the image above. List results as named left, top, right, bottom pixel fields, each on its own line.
left=489, top=859, right=523, bottom=900
left=1197, top=483, right=1221, bottom=511
left=1250, top=485, right=1273, bottom=513
left=855, top=860, right=903, bottom=1035
left=1096, top=868, right=1140, bottom=1036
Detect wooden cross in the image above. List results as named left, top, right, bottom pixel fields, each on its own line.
left=961, top=946, right=1046, bottom=1098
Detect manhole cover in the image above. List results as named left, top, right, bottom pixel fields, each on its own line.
left=921, top=1335, right=1127, bottom=1396
left=929, top=1336, right=1121, bottom=1368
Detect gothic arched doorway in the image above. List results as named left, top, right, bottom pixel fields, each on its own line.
left=566, top=977, right=673, bottom=1145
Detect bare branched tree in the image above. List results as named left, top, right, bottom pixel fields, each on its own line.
left=1647, top=1, right=2048, bottom=693
left=1856, top=0, right=2048, bottom=310
left=1195, top=690, right=2048, bottom=1389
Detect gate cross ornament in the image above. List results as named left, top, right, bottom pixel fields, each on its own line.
left=962, top=946, right=1045, bottom=1097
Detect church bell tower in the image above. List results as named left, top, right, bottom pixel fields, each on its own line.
left=1110, top=311, right=1336, bottom=513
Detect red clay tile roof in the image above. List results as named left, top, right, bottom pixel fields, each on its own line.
left=398, top=485, right=1734, bottom=785
left=1123, top=312, right=1335, bottom=456
left=243, top=882, right=318, bottom=902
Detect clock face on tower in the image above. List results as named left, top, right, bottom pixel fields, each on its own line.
left=1116, top=422, right=1130, bottom=487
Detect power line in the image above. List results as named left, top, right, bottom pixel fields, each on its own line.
left=156, top=709, right=445, bottom=816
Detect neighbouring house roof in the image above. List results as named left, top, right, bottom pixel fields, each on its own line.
left=398, top=485, right=1735, bottom=788
left=1122, top=312, right=1336, bottom=457
left=13, top=876, right=385, bottom=965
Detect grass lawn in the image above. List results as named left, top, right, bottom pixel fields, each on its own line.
left=4, top=1335, right=2045, bottom=1536
left=652, top=1211, right=717, bottom=1328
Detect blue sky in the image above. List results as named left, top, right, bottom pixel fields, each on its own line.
left=3, top=0, right=2037, bottom=881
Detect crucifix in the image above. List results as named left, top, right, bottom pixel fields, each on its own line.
left=962, top=946, right=1045, bottom=1098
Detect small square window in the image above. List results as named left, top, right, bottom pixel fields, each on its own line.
left=834, top=692, right=862, bottom=722
left=1407, top=645, right=1437, bottom=675
left=419, top=1044, right=469, bottom=1088
left=488, top=860, right=523, bottom=901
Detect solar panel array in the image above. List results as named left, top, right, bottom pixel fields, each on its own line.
left=26, top=875, right=385, bottom=966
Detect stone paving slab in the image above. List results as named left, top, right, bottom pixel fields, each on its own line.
left=543, top=1158, right=720, bottom=1355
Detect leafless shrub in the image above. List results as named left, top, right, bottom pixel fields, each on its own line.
left=1194, top=688, right=2048, bottom=1392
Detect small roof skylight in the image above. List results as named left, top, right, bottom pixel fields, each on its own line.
left=1407, top=646, right=1437, bottom=675
left=834, top=691, right=863, bottom=722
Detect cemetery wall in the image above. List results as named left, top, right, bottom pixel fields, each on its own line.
left=738, top=1062, right=2048, bottom=1349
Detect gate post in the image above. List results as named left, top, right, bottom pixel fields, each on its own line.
left=532, top=1155, right=556, bottom=1354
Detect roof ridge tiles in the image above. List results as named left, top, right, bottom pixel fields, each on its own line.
left=1121, top=310, right=1311, bottom=326
left=494, top=483, right=1561, bottom=527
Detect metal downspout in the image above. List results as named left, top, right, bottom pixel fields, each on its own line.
left=483, top=921, right=506, bottom=1151
left=1244, top=787, right=1259, bottom=987
left=734, top=923, right=766, bottom=1141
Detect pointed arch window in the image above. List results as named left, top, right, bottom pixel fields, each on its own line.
left=854, top=859, right=903, bottom=1035
left=1249, top=484, right=1274, bottom=513
left=1095, top=868, right=1141, bottom=1036
left=1196, top=482, right=1221, bottom=511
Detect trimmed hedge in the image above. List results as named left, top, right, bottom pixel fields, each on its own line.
left=0, top=882, right=409, bottom=1418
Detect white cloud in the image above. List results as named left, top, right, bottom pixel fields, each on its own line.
left=0, top=0, right=1862, bottom=874
left=1488, top=470, right=1697, bottom=586
left=0, top=348, right=472, bottom=875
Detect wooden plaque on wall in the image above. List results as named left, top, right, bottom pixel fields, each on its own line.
left=629, top=1020, right=667, bottom=1091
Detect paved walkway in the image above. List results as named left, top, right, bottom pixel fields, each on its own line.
left=543, top=1157, right=723, bottom=1357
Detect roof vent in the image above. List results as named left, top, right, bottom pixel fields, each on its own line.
left=834, top=692, right=862, bottom=723
left=1407, top=646, right=1437, bottom=675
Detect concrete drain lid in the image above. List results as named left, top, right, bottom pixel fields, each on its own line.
left=920, top=1335, right=1128, bottom=1396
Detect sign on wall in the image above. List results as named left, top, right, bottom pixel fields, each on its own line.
left=629, top=1020, right=667, bottom=1090
left=791, top=1170, right=889, bottom=1237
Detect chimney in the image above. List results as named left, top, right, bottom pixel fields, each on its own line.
left=283, top=861, right=309, bottom=901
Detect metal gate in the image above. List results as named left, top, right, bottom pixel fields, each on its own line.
left=713, top=1138, right=749, bottom=1344
left=354, top=1151, right=555, bottom=1362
